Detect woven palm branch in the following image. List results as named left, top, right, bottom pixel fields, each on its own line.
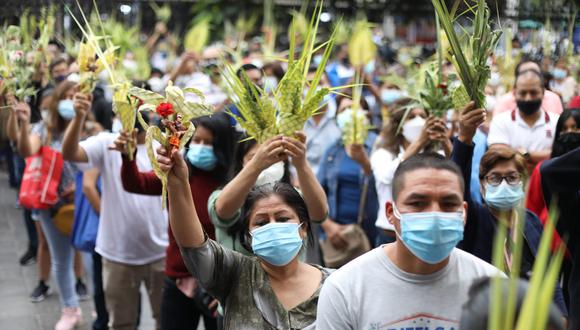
left=419, top=63, right=454, bottom=117
left=277, top=0, right=339, bottom=137
left=150, top=2, right=172, bottom=24
left=221, top=63, right=278, bottom=143
left=341, top=108, right=370, bottom=145
left=348, top=20, right=376, bottom=67
left=184, top=16, right=211, bottom=53
left=130, top=81, right=211, bottom=208
left=432, top=0, right=502, bottom=109
left=0, top=25, right=38, bottom=102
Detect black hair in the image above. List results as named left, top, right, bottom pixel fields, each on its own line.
left=48, top=39, right=65, bottom=53
left=132, top=80, right=152, bottom=91
left=239, top=182, right=314, bottom=253
left=551, top=108, right=580, bottom=158
left=392, top=152, right=464, bottom=201
left=188, top=113, right=235, bottom=185
left=460, top=277, right=564, bottom=330
left=226, top=134, right=292, bottom=240
left=150, top=68, right=164, bottom=76
left=263, top=62, right=286, bottom=81
left=49, top=57, right=67, bottom=73
left=236, top=63, right=261, bottom=79
left=135, top=113, right=150, bottom=133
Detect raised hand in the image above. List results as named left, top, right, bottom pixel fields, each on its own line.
left=248, top=135, right=286, bottom=172
left=108, top=129, right=137, bottom=155
left=458, top=101, right=486, bottom=145
left=73, top=92, right=93, bottom=118
left=157, top=146, right=189, bottom=185
left=282, top=131, right=307, bottom=168
left=14, top=101, right=31, bottom=123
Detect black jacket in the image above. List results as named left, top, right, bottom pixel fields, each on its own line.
left=541, top=146, right=580, bottom=329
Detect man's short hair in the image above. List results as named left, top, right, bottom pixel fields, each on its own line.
left=49, top=57, right=67, bottom=73
left=236, top=63, right=261, bottom=79
left=392, top=153, right=465, bottom=201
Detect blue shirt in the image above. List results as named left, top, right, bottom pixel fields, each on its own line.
left=304, top=113, right=341, bottom=175
left=470, top=129, right=488, bottom=205
left=317, top=133, right=379, bottom=243
left=336, top=156, right=363, bottom=223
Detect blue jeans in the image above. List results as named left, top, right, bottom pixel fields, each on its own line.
left=39, top=209, right=79, bottom=308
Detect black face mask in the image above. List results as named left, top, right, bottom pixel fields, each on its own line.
left=517, top=99, right=542, bottom=116
left=53, top=75, right=67, bottom=84
left=554, top=132, right=580, bottom=156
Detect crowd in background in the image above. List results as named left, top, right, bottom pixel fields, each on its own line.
left=0, top=12, right=579, bottom=330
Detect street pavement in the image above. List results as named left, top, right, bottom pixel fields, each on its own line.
left=0, top=170, right=155, bottom=330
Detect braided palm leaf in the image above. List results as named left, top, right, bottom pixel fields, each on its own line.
left=130, top=81, right=210, bottom=208
left=341, top=108, right=370, bottom=145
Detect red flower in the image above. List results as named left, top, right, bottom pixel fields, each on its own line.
left=156, top=102, right=174, bottom=117
left=436, top=83, right=448, bottom=96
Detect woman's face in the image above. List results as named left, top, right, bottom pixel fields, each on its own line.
left=248, top=195, right=306, bottom=238
left=405, top=108, right=427, bottom=122
left=562, top=117, right=579, bottom=134
left=189, top=125, right=214, bottom=147
left=242, top=143, right=259, bottom=167
left=480, top=160, right=521, bottom=196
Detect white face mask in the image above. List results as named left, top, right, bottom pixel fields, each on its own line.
left=402, top=116, right=426, bottom=143
left=255, top=161, right=285, bottom=187
left=40, top=109, right=49, bottom=121
left=148, top=77, right=164, bottom=94
left=264, top=76, right=278, bottom=94
left=485, top=94, right=497, bottom=112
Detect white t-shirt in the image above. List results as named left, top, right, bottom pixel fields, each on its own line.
left=487, top=110, right=558, bottom=152
left=370, top=148, right=402, bottom=231
left=78, top=132, right=168, bottom=265
left=370, top=147, right=445, bottom=231
left=316, top=247, right=502, bottom=330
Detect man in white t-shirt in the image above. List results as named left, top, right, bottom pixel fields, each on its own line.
left=316, top=153, right=502, bottom=330
left=488, top=70, right=558, bottom=173
left=62, top=93, right=168, bottom=330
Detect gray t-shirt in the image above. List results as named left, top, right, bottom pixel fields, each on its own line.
left=316, top=246, right=502, bottom=330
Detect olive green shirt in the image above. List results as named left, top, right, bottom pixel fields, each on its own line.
left=208, top=189, right=252, bottom=255
left=181, top=239, right=331, bottom=329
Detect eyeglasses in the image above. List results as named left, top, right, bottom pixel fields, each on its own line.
left=484, top=172, right=522, bottom=186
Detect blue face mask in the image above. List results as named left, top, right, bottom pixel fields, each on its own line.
left=57, top=99, right=76, bottom=120
left=394, top=205, right=464, bottom=264
left=552, top=68, right=567, bottom=80
left=364, top=60, right=376, bottom=74
left=186, top=144, right=218, bottom=171
left=251, top=223, right=303, bottom=266
left=381, top=89, right=403, bottom=105
left=313, top=54, right=323, bottom=66
left=484, top=181, right=524, bottom=211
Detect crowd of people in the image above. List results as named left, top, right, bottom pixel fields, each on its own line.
left=0, top=9, right=579, bottom=330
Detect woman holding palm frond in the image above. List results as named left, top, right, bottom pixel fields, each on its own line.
left=371, top=98, right=451, bottom=245
left=451, top=101, right=568, bottom=317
